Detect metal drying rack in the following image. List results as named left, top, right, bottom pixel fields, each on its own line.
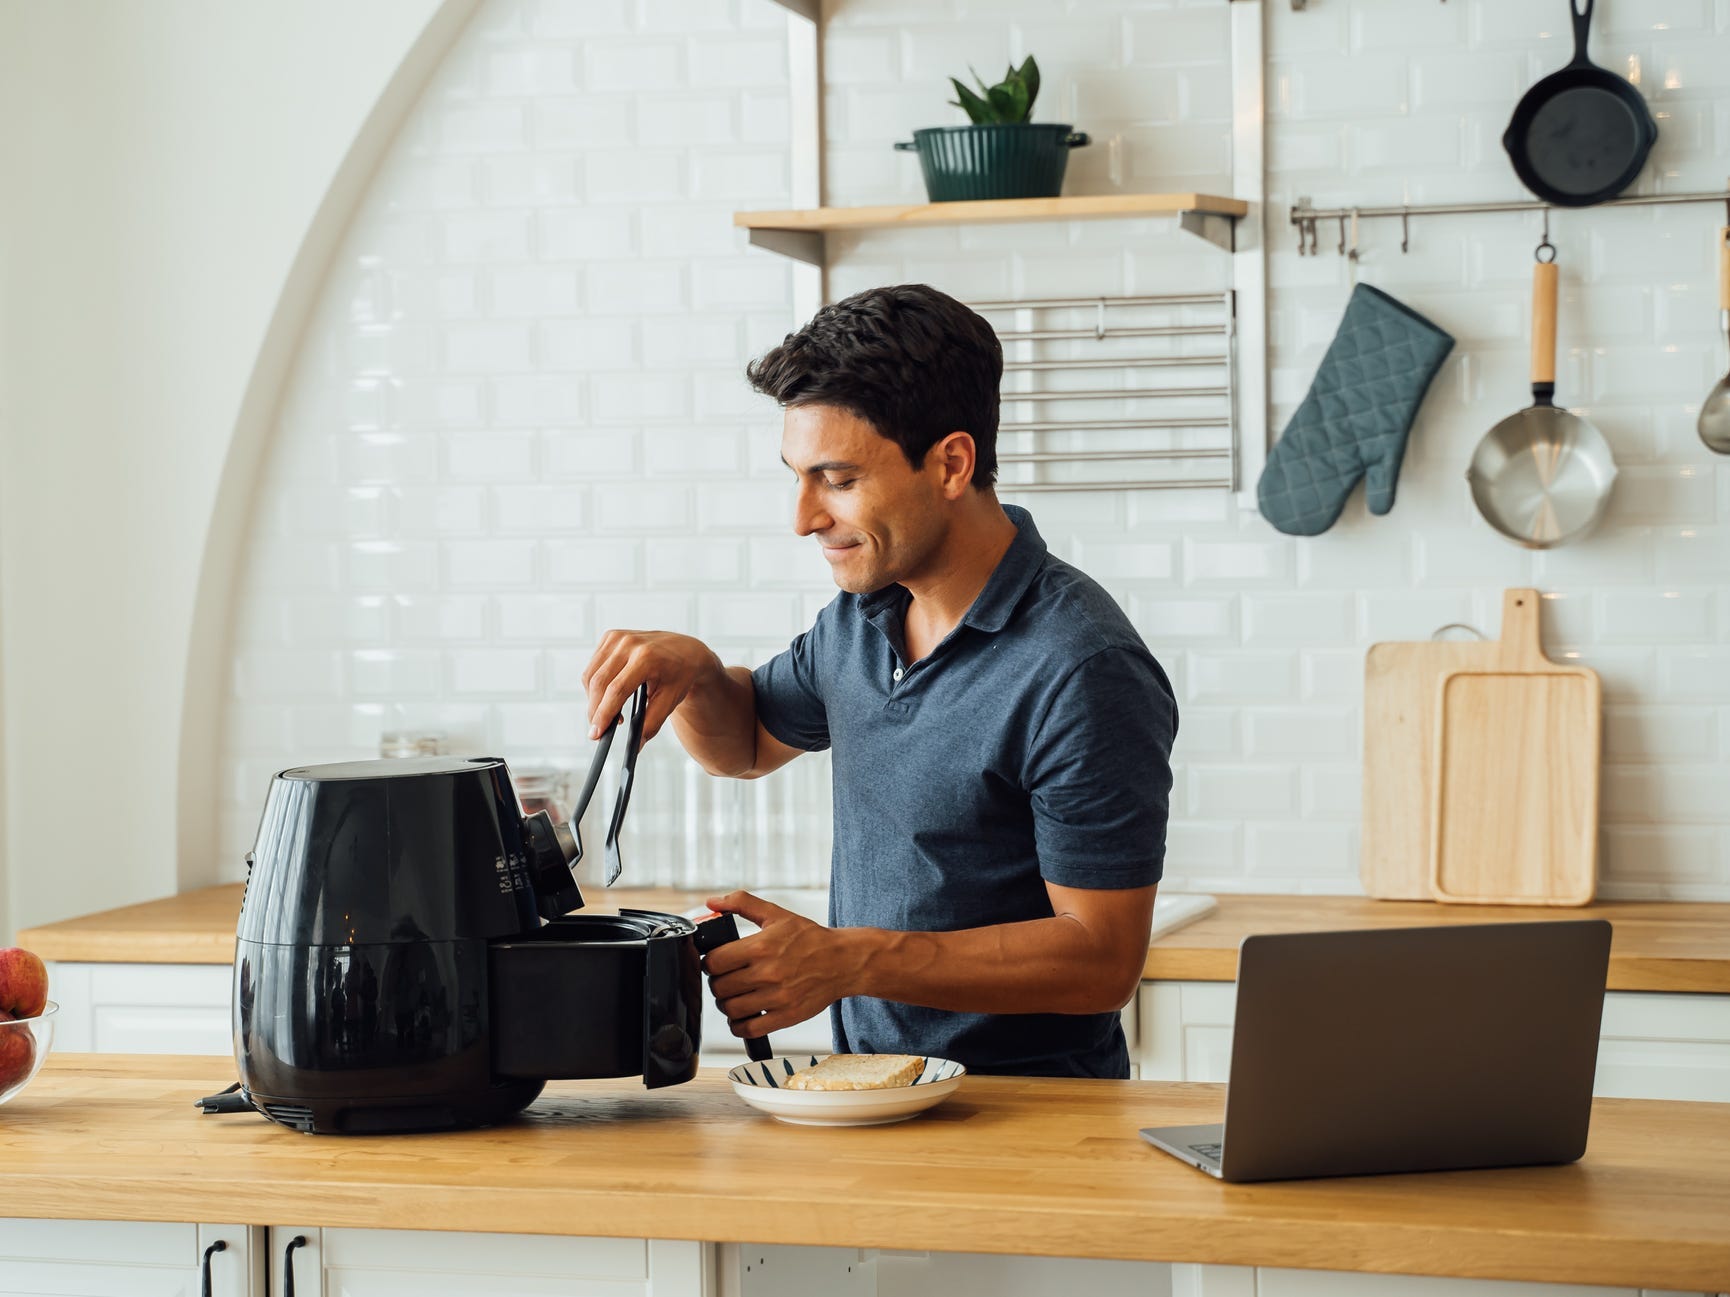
left=970, top=293, right=1238, bottom=493
left=1291, top=186, right=1730, bottom=257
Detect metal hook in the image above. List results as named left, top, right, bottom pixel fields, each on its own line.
left=1337, top=214, right=1347, bottom=256
left=1400, top=207, right=1410, bottom=254
left=1536, top=207, right=1556, bottom=262
left=1348, top=208, right=1361, bottom=263
left=1094, top=298, right=1106, bottom=341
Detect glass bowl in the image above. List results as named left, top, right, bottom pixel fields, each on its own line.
left=0, top=1001, right=57, bottom=1106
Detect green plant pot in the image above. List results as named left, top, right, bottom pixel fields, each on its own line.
left=894, top=124, right=1091, bottom=202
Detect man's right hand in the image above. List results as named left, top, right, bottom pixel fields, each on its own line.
left=581, top=630, right=724, bottom=744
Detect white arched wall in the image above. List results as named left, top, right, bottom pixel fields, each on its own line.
left=0, top=0, right=475, bottom=936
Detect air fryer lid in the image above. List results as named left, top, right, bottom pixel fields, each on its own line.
left=239, top=754, right=545, bottom=947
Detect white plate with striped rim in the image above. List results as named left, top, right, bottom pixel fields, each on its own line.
left=726, top=1054, right=966, bottom=1127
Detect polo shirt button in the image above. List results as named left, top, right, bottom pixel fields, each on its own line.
left=892, top=667, right=904, bottom=681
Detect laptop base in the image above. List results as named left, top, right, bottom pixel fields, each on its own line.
left=1139, top=1123, right=1225, bottom=1177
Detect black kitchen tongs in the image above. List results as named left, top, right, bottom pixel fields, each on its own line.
left=569, top=682, right=648, bottom=887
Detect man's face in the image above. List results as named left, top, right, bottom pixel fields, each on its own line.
left=780, top=404, right=946, bottom=595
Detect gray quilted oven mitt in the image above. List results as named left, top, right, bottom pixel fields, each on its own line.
left=1257, top=283, right=1454, bottom=537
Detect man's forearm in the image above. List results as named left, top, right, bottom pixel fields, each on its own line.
left=669, top=662, right=763, bottom=778
left=841, top=917, right=1141, bottom=1017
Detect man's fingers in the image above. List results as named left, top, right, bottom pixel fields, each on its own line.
left=579, top=630, right=623, bottom=691
left=701, top=940, right=753, bottom=980
left=583, top=646, right=635, bottom=734
left=704, top=889, right=783, bottom=927
left=729, top=1008, right=774, bottom=1038
left=587, top=664, right=647, bottom=742
left=717, top=990, right=779, bottom=1020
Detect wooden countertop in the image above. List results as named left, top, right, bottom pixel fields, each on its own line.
left=1141, top=894, right=1730, bottom=993
left=20, top=885, right=1730, bottom=993
left=3, top=1055, right=1726, bottom=1289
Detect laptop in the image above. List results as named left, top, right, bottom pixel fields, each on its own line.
left=1140, top=920, right=1612, bottom=1182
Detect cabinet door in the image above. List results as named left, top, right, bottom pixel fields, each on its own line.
left=48, top=962, right=235, bottom=1055
left=272, top=1226, right=712, bottom=1296
left=1137, top=983, right=1730, bottom=1100
left=0, top=1219, right=261, bottom=1296
left=1596, top=991, right=1730, bottom=1102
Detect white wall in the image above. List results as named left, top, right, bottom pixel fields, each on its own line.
left=0, top=0, right=471, bottom=937
left=215, top=0, right=1730, bottom=901
left=8, top=1, right=1729, bottom=928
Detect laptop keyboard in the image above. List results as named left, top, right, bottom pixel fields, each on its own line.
left=1189, top=1142, right=1223, bottom=1161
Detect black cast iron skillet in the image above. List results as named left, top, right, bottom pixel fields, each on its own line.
left=1503, top=0, right=1657, bottom=207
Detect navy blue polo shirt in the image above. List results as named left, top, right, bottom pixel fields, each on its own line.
left=750, top=505, right=1177, bottom=1078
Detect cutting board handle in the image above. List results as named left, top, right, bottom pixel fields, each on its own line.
left=1495, top=588, right=1549, bottom=670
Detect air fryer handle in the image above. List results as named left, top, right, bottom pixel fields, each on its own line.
left=693, top=912, right=774, bottom=1062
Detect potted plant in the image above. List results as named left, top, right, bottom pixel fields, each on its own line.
left=895, top=56, right=1089, bottom=203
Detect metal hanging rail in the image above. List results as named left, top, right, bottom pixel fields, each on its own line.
left=1291, top=187, right=1730, bottom=256
left=974, top=292, right=1238, bottom=493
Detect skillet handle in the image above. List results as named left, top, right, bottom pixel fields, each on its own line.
left=1568, top=0, right=1594, bottom=63
left=1531, top=258, right=1559, bottom=397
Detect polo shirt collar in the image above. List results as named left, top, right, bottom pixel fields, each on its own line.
left=857, top=505, right=1047, bottom=635
left=962, top=504, right=1047, bottom=633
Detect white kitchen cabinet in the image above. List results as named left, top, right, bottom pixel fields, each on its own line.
left=1170, top=1262, right=1712, bottom=1297
left=0, top=1219, right=262, bottom=1296
left=1134, top=982, right=1730, bottom=1102
left=720, top=1248, right=1714, bottom=1297
left=44, top=958, right=1133, bottom=1075
left=48, top=961, right=235, bottom=1055
left=268, top=1225, right=713, bottom=1296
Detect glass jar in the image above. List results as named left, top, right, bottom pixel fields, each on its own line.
left=512, top=765, right=568, bottom=823
left=379, top=731, right=444, bottom=759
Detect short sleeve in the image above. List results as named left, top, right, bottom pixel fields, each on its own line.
left=750, top=610, right=834, bottom=753
left=1024, top=646, right=1176, bottom=888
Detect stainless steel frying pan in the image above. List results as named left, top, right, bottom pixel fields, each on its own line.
left=1467, top=245, right=1617, bottom=547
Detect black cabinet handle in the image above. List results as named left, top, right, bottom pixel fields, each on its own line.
left=199, top=1240, right=227, bottom=1297
left=283, top=1234, right=308, bottom=1297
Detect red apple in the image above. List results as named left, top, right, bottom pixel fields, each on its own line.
left=0, top=947, right=48, bottom=1019
left=0, top=1012, right=34, bottom=1092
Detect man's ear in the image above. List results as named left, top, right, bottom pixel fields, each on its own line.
left=928, top=431, right=977, bottom=499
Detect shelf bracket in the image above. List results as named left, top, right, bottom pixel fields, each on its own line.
left=748, top=228, right=826, bottom=267
left=1180, top=210, right=1236, bottom=252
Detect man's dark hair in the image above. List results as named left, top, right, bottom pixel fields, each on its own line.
left=744, top=283, right=1002, bottom=487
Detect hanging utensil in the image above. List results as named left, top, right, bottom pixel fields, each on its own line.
left=1698, top=225, right=1730, bottom=454
left=1467, top=240, right=1617, bottom=548
left=1502, top=0, right=1657, bottom=207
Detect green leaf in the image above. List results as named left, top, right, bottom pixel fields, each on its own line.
left=1017, top=55, right=1040, bottom=113
left=985, top=84, right=1019, bottom=123
left=948, top=77, right=994, bottom=124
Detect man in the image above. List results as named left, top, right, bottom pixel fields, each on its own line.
left=581, top=284, right=1176, bottom=1078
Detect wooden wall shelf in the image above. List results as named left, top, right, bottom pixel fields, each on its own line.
left=735, top=193, right=1249, bottom=264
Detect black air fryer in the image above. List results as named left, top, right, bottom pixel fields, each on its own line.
left=232, top=687, right=740, bottom=1134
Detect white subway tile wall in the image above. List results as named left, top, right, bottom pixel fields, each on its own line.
left=221, top=0, right=1730, bottom=900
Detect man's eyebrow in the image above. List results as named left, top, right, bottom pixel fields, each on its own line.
left=780, top=456, right=863, bottom=474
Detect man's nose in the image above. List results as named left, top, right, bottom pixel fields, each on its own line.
left=792, top=482, right=831, bottom=537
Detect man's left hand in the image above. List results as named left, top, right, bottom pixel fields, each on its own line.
left=701, top=890, right=861, bottom=1038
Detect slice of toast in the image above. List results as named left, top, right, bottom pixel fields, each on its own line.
left=783, top=1053, right=925, bottom=1091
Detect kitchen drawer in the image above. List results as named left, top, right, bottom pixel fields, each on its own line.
left=48, top=962, right=235, bottom=1054
left=269, top=1227, right=706, bottom=1296
left=1136, top=983, right=1730, bottom=1101
left=0, top=1220, right=260, bottom=1297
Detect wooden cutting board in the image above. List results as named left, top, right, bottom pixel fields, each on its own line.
left=1361, top=624, right=1507, bottom=900
left=1429, top=589, right=1600, bottom=906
